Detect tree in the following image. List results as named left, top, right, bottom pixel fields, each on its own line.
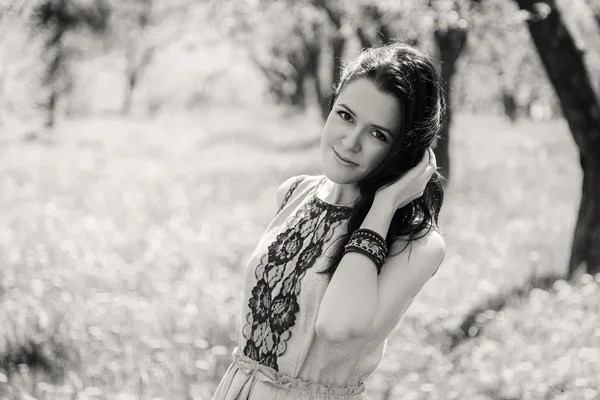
left=32, top=0, right=110, bottom=128
left=225, top=1, right=325, bottom=112
left=310, top=0, right=346, bottom=119
left=109, top=0, right=197, bottom=115
left=0, top=3, right=41, bottom=125
left=584, top=0, right=600, bottom=30
left=513, top=0, right=600, bottom=276
left=429, top=0, right=482, bottom=186
left=310, top=1, right=421, bottom=118
left=120, top=0, right=154, bottom=115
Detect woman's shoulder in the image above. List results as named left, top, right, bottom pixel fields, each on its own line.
left=275, top=174, right=324, bottom=210
left=389, top=227, right=445, bottom=257
left=388, top=228, right=446, bottom=278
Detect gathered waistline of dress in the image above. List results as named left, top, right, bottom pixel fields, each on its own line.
left=231, top=346, right=366, bottom=397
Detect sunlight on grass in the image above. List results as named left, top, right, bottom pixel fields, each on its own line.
left=0, top=110, right=597, bottom=399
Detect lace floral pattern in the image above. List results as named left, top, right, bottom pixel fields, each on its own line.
left=278, top=176, right=303, bottom=212
left=242, top=178, right=352, bottom=371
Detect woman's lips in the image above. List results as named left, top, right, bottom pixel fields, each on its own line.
left=333, top=148, right=358, bottom=166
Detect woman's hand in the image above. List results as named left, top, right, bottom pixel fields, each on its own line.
left=373, top=147, right=438, bottom=211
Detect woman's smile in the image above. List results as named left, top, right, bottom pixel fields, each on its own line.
left=332, top=147, right=358, bottom=167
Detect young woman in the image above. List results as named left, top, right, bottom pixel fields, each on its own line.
left=211, top=42, right=446, bottom=400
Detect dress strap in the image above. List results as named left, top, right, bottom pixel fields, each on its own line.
left=278, top=175, right=305, bottom=211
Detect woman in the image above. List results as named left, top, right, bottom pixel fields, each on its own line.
left=211, top=42, right=446, bottom=400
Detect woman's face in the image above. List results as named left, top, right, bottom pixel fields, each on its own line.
left=320, top=78, right=402, bottom=184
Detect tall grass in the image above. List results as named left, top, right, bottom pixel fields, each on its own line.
left=0, top=109, right=598, bottom=400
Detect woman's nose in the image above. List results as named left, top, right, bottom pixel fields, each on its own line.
left=341, top=128, right=361, bottom=151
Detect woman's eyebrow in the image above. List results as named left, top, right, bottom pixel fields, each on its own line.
left=338, top=103, right=394, bottom=136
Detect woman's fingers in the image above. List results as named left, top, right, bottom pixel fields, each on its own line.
left=408, top=148, right=438, bottom=183
left=422, top=148, right=437, bottom=179
left=428, top=148, right=437, bottom=167
left=414, top=148, right=432, bottom=175
left=415, top=150, right=429, bottom=171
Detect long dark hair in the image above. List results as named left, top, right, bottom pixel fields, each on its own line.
left=317, top=41, right=447, bottom=278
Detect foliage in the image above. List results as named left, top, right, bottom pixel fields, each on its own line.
left=104, top=0, right=205, bottom=114
left=0, top=109, right=597, bottom=399
left=0, top=3, right=48, bottom=126
left=33, top=0, right=111, bottom=31
left=3, top=0, right=600, bottom=119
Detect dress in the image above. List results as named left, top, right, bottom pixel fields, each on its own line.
left=211, top=175, right=418, bottom=400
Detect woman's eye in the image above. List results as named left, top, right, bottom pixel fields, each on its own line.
left=338, top=111, right=352, bottom=122
left=372, top=130, right=388, bottom=142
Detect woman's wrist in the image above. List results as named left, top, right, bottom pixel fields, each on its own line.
left=359, top=200, right=395, bottom=237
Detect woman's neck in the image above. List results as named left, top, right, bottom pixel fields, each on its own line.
left=323, top=178, right=361, bottom=207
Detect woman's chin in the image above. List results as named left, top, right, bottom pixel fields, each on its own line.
left=323, top=165, right=360, bottom=184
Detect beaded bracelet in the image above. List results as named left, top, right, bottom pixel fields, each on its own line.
left=346, top=237, right=386, bottom=262
left=344, top=241, right=385, bottom=271
left=343, top=228, right=388, bottom=275
left=351, top=228, right=388, bottom=253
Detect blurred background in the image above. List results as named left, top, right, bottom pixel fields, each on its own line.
left=1, top=0, right=599, bottom=399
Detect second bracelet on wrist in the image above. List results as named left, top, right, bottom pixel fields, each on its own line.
left=343, top=228, right=388, bottom=275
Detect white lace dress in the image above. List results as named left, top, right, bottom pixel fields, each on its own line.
left=211, top=175, right=415, bottom=400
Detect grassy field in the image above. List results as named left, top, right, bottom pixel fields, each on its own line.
left=0, top=108, right=598, bottom=400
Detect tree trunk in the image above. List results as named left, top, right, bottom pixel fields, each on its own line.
left=290, top=67, right=307, bottom=108
left=433, top=26, right=468, bottom=186
left=44, top=27, right=64, bottom=129
left=583, top=0, right=600, bottom=31
left=330, top=33, right=344, bottom=92
left=571, top=159, right=600, bottom=276
left=311, top=0, right=346, bottom=120
left=354, top=4, right=398, bottom=49
left=514, top=0, right=600, bottom=277
left=355, top=25, right=372, bottom=49
left=306, top=39, right=328, bottom=118
left=121, top=69, right=137, bottom=115
left=127, top=47, right=155, bottom=114
left=315, top=32, right=345, bottom=121
left=362, top=5, right=393, bottom=44
left=0, top=73, right=5, bottom=126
